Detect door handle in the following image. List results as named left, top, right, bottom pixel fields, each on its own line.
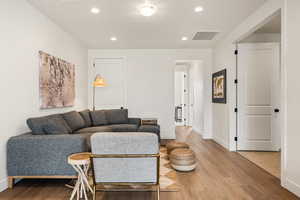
left=274, top=108, right=280, bottom=113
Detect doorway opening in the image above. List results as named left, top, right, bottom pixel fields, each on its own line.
left=236, top=12, right=282, bottom=179
left=174, top=60, right=204, bottom=141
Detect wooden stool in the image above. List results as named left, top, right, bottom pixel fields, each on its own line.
left=68, top=152, right=93, bottom=200
left=166, top=141, right=189, bottom=154
left=170, top=148, right=197, bottom=172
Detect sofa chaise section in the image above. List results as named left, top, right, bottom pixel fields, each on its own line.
left=7, top=133, right=89, bottom=187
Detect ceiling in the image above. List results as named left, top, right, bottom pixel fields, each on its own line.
left=255, top=14, right=281, bottom=34
left=27, top=0, right=266, bottom=49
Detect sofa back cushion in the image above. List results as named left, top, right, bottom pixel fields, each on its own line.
left=79, top=109, right=92, bottom=127
left=90, top=110, right=108, bottom=126
left=27, top=114, right=72, bottom=135
left=105, top=109, right=129, bottom=124
left=43, top=117, right=73, bottom=135
left=62, top=111, right=86, bottom=132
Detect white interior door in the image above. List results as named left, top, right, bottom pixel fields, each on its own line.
left=183, top=70, right=189, bottom=126
left=237, top=43, right=280, bottom=151
left=188, top=70, right=194, bottom=127
left=94, top=58, right=126, bottom=109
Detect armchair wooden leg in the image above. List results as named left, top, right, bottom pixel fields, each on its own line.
left=93, top=185, right=96, bottom=200
left=8, top=177, right=14, bottom=189
left=157, top=184, right=160, bottom=200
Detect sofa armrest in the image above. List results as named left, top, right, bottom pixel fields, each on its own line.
left=128, top=118, right=141, bottom=126
left=7, top=133, right=89, bottom=176
left=138, top=125, right=160, bottom=142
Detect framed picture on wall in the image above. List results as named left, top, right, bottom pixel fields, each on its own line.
left=212, top=69, right=227, bottom=104
left=39, top=51, right=75, bottom=109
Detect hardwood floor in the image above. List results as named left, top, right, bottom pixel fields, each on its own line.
left=239, top=151, right=281, bottom=179
left=0, top=128, right=298, bottom=200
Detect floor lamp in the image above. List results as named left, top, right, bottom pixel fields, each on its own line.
left=93, top=74, right=106, bottom=111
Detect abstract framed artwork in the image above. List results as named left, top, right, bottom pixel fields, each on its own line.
left=212, top=69, right=226, bottom=104
left=39, top=51, right=75, bottom=109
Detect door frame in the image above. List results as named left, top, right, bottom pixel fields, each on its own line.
left=174, top=60, right=203, bottom=128
left=91, top=57, right=127, bottom=109
left=230, top=8, right=286, bottom=184
left=236, top=42, right=281, bottom=151
left=174, top=63, right=190, bottom=126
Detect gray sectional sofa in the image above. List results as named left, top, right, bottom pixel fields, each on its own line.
left=7, top=109, right=160, bottom=187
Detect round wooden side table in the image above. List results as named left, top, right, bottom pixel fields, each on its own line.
left=68, top=152, right=93, bottom=200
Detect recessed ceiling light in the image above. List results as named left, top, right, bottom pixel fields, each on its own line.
left=91, top=7, right=100, bottom=14
left=139, top=3, right=157, bottom=16
left=181, top=37, right=188, bottom=41
left=110, top=37, right=117, bottom=41
left=194, top=6, right=204, bottom=13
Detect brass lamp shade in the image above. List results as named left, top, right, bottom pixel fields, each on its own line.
left=92, top=74, right=106, bottom=111
left=93, top=74, right=106, bottom=87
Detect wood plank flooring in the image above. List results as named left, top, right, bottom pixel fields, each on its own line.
left=0, top=128, right=298, bottom=200
left=239, top=151, right=281, bottom=179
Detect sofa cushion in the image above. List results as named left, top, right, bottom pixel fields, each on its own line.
left=138, top=125, right=160, bottom=134
left=128, top=118, right=141, bottom=126
left=62, top=111, right=86, bottom=132
left=90, top=110, right=108, bottom=126
left=27, top=114, right=71, bottom=135
left=79, top=109, right=92, bottom=127
left=43, top=118, right=73, bottom=135
left=138, top=125, right=160, bottom=141
left=75, top=126, right=113, bottom=134
left=105, top=109, right=129, bottom=124
left=109, top=124, right=138, bottom=132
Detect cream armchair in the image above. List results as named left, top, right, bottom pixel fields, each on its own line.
left=90, top=132, right=160, bottom=200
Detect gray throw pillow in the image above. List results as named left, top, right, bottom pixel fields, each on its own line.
left=79, top=109, right=92, bottom=127
left=62, top=111, right=86, bottom=132
left=43, top=117, right=72, bottom=135
left=105, top=109, right=129, bottom=124
left=90, top=110, right=108, bottom=126
left=27, top=114, right=71, bottom=135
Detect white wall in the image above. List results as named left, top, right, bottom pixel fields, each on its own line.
left=0, top=0, right=88, bottom=191
left=88, top=49, right=212, bottom=140
left=284, top=0, right=300, bottom=196
left=241, top=33, right=281, bottom=43
left=189, top=61, right=204, bottom=134
left=174, top=67, right=186, bottom=126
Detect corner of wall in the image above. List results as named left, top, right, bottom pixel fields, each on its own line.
left=0, top=177, right=7, bottom=192
left=285, top=179, right=300, bottom=197
left=213, top=136, right=229, bottom=149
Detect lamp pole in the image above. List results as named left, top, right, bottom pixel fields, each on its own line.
left=93, top=84, right=96, bottom=111
left=92, top=74, right=106, bottom=111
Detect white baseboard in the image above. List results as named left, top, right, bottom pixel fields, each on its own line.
left=192, top=127, right=202, bottom=135
left=285, top=178, right=300, bottom=197
left=202, top=135, right=213, bottom=139
left=0, top=177, right=8, bottom=192
left=213, top=136, right=229, bottom=149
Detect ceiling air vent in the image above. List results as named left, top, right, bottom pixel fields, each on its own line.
left=192, top=32, right=219, bottom=40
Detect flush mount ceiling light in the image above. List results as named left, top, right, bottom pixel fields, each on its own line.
left=194, top=6, right=204, bottom=13
left=110, top=37, right=117, bottom=41
left=90, top=7, right=100, bottom=14
left=181, top=36, right=188, bottom=41
left=139, top=2, right=157, bottom=17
